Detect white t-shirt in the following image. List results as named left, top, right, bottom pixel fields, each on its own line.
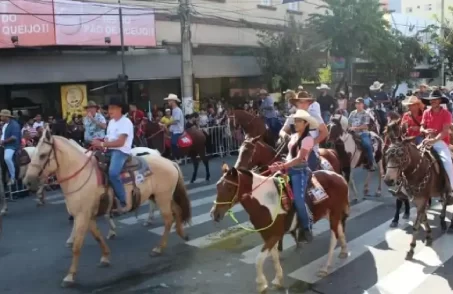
left=169, top=107, right=184, bottom=134
left=1, top=123, right=8, bottom=141
left=106, top=115, right=134, bottom=154
left=283, top=102, right=324, bottom=152
left=33, top=121, right=44, bottom=129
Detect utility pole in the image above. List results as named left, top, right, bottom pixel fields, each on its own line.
left=440, top=0, right=445, bottom=85
left=118, top=0, right=128, bottom=104
left=179, top=0, right=194, bottom=115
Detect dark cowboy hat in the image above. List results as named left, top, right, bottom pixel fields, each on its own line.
left=84, top=101, right=99, bottom=109
left=421, top=89, right=449, bottom=105
left=107, top=96, right=129, bottom=114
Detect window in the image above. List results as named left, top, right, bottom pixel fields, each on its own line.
left=425, top=4, right=432, bottom=10
left=406, top=7, right=413, bottom=13
left=261, top=0, right=271, bottom=5
left=288, top=1, right=299, bottom=11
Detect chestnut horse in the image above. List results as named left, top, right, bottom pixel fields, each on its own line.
left=141, top=121, right=211, bottom=183
left=229, top=109, right=278, bottom=147
left=383, top=119, right=452, bottom=260
left=327, top=115, right=383, bottom=200
left=211, top=166, right=349, bottom=292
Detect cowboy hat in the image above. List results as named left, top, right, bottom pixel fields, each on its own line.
left=107, top=97, right=128, bottom=114
left=84, top=101, right=99, bottom=109
left=401, top=96, right=421, bottom=106
left=0, top=109, right=14, bottom=117
left=163, top=93, right=181, bottom=103
left=288, top=92, right=315, bottom=105
left=421, top=89, right=450, bottom=105
left=258, top=89, right=268, bottom=95
left=369, top=81, right=384, bottom=91
left=316, top=84, right=330, bottom=90
left=297, top=85, right=304, bottom=90
left=287, top=109, right=319, bottom=129
left=355, top=97, right=365, bottom=104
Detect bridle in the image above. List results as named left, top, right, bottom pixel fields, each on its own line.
left=213, top=171, right=242, bottom=208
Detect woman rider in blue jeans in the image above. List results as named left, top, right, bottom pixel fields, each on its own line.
left=270, top=109, right=319, bottom=243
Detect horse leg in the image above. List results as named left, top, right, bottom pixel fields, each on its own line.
left=143, top=199, right=156, bottom=226
left=36, top=184, right=45, bottom=207
left=173, top=201, right=189, bottom=241
left=270, top=245, right=284, bottom=289
left=406, top=205, right=424, bottom=260
left=256, top=247, right=270, bottom=293
left=150, top=194, right=174, bottom=256
left=318, top=215, right=345, bottom=277
left=439, top=194, right=448, bottom=231
left=423, top=213, right=433, bottom=246
left=363, top=171, right=371, bottom=196
left=104, top=214, right=117, bottom=239
left=403, top=199, right=410, bottom=219
left=89, top=219, right=111, bottom=267
left=61, top=214, right=90, bottom=287
left=348, top=171, right=360, bottom=203
left=390, top=199, right=403, bottom=228
left=190, top=155, right=199, bottom=184
left=375, top=161, right=383, bottom=196
left=201, top=153, right=210, bottom=182
left=66, top=223, right=75, bottom=247
left=0, top=191, right=7, bottom=216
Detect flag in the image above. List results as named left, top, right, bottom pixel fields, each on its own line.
left=282, top=0, right=303, bottom=3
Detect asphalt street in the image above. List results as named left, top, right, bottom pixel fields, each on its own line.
left=1, top=156, right=453, bottom=294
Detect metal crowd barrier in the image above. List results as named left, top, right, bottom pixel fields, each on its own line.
left=6, top=176, right=59, bottom=201
left=202, top=124, right=243, bottom=157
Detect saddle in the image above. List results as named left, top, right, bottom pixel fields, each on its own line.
left=421, top=145, right=448, bottom=191
left=94, top=152, right=142, bottom=173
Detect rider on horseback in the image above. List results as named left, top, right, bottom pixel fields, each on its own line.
left=420, top=90, right=453, bottom=204
left=91, top=97, right=134, bottom=212
left=258, top=89, right=280, bottom=137
left=270, top=109, right=319, bottom=243
left=348, top=98, right=377, bottom=171
left=401, top=96, right=423, bottom=145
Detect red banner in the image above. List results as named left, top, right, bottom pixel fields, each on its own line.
left=0, top=0, right=55, bottom=48
left=54, top=0, right=156, bottom=47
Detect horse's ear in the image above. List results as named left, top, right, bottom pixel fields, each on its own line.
left=230, top=166, right=238, bottom=177
left=221, top=162, right=229, bottom=174
left=396, top=118, right=402, bottom=125
left=44, top=127, right=52, bottom=140
left=401, top=122, right=408, bottom=135
left=251, top=135, right=261, bottom=143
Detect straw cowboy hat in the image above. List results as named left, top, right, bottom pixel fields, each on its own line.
left=401, top=96, right=422, bottom=106
left=287, top=109, right=319, bottom=129
left=288, top=91, right=315, bottom=105
left=164, top=93, right=181, bottom=103
left=316, top=84, right=330, bottom=90
left=369, top=81, right=384, bottom=91
left=0, top=109, right=14, bottom=117
left=421, top=89, right=449, bottom=105
left=297, top=85, right=304, bottom=91
left=84, top=101, right=100, bottom=109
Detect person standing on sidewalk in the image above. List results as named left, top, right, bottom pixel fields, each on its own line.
left=0, top=110, right=21, bottom=186
left=164, top=94, right=184, bottom=164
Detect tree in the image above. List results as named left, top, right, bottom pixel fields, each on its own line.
left=256, top=16, right=320, bottom=91
left=369, top=29, right=428, bottom=97
left=422, top=22, right=453, bottom=80
left=307, top=0, right=390, bottom=92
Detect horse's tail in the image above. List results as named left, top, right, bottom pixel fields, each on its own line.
left=172, top=162, right=192, bottom=224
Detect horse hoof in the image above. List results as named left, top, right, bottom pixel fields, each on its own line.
left=183, top=235, right=189, bottom=241
left=375, top=191, right=381, bottom=197
left=61, top=280, right=75, bottom=288
left=143, top=221, right=152, bottom=227
left=402, top=213, right=410, bottom=220
left=363, top=189, right=369, bottom=196
left=107, top=233, right=116, bottom=240
left=257, top=284, right=268, bottom=293
left=405, top=251, right=414, bottom=260
left=389, top=221, right=398, bottom=228
left=190, top=180, right=196, bottom=184
left=338, top=251, right=349, bottom=259
left=425, top=238, right=433, bottom=246
left=149, top=248, right=162, bottom=257
left=66, top=242, right=73, bottom=248
left=98, top=261, right=111, bottom=268
left=271, top=279, right=283, bottom=289
left=317, top=269, right=328, bottom=277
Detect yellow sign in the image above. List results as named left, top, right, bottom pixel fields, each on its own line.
left=60, top=84, right=87, bottom=123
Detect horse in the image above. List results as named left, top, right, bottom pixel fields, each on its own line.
left=211, top=166, right=349, bottom=292
left=23, top=126, right=191, bottom=287
left=228, top=109, right=278, bottom=147
left=140, top=121, right=211, bottom=183
left=327, top=115, right=384, bottom=199
left=383, top=119, right=452, bottom=260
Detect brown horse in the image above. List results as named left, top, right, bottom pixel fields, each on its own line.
left=141, top=121, right=211, bottom=183
left=383, top=119, right=453, bottom=260
left=228, top=109, right=277, bottom=147
left=211, top=166, right=349, bottom=292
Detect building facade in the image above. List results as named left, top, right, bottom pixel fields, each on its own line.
left=0, top=0, right=323, bottom=117
left=400, top=0, right=452, bottom=20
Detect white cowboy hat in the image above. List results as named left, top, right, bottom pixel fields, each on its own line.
left=297, top=85, right=304, bottom=90
left=164, top=93, right=181, bottom=103
left=316, top=84, right=330, bottom=90
left=369, top=81, right=384, bottom=91
left=286, top=109, right=319, bottom=129
left=401, top=96, right=422, bottom=106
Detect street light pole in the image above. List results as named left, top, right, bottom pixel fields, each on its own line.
left=179, top=0, right=194, bottom=115
left=440, top=0, right=445, bottom=85
left=118, top=0, right=128, bottom=104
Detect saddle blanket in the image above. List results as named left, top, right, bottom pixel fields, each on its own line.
left=308, top=175, right=328, bottom=205
left=320, top=157, right=333, bottom=171
left=96, top=156, right=152, bottom=186
left=178, top=133, right=193, bottom=148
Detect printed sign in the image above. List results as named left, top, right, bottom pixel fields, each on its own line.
left=60, top=85, right=88, bottom=123
left=0, top=0, right=55, bottom=48
left=54, top=0, right=156, bottom=46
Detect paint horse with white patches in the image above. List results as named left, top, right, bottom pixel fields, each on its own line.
left=211, top=166, right=349, bottom=293
left=23, top=127, right=191, bottom=287
left=327, top=114, right=384, bottom=199
left=383, top=119, right=453, bottom=260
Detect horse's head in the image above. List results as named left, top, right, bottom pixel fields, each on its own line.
left=383, top=136, right=418, bottom=187
left=23, top=126, right=57, bottom=191
left=327, top=115, right=347, bottom=142
left=384, top=118, right=404, bottom=144
left=143, top=121, right=161, bottom=136
left=236, top=135, right=261, bottom=169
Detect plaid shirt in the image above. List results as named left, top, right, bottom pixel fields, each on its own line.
left=348, top=110, right=371, bottom=134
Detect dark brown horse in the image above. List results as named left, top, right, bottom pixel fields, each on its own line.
left=228, top=109, right=278, bottom=147
left=211, top=166, right=349, bottom=292
left=383, top=119, right=452, bottom=260
left=141, top=121, right=210, bottom=183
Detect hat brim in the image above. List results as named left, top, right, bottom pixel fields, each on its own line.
left=401, top=100, right=421, bottom=106
left=84, top=105, right=99, bottom=109
left=288, top=97, right=314, bottom=104
left=421, top=96, right=450, bottom=105
left=164, top=97, right=181, bottom=103
left=369, top=83, right=384, bottom=90
left=285, top=115, right=319, bottom=129
left=316, top=87, right=330, bottom=90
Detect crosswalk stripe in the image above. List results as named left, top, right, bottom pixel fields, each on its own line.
left=149, top=205, right=244, bottom=235
left=240, top=200, right=383, bottom=264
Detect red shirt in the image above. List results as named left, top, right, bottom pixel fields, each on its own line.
left=401, top=112, right=422, bottom=137
left=130, top=110, right=145, bottom=124
left=421, top=108, right=452, bottom=144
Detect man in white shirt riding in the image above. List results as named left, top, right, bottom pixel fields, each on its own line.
left=164, top=94, right=184, bottom=163
left=92, top=97, right=133, bottom=212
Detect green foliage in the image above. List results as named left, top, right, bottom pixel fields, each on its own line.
left=421, top=22, right=453, bottom=78
left=256, top=16, right=320, bottom=91
left=318, top=66, right=332, bottom=84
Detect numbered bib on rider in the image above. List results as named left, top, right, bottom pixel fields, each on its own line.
left=178, top=134, right=193, bottom=148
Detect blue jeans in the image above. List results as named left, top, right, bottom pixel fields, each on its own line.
left=321, top=111, right=331, bottom=124
left=289, top=165, right=311, bottom=231
left=265, top=117, right=281, bottom=137
left=415, top=135, right=423, bottom=145
left=360, top=132, right=375, bottom=165
left=171, top=132, right=182, bottom=159
left=308, top=151, right=319, bottom=171
left=107, top=149, right=128, bottom=207
left=4, top=148, right=15, bottom=180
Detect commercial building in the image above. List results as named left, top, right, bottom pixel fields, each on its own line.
left=400, top=0, right=450, bottom=21
left=0, top=0, right=323, bottom=118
